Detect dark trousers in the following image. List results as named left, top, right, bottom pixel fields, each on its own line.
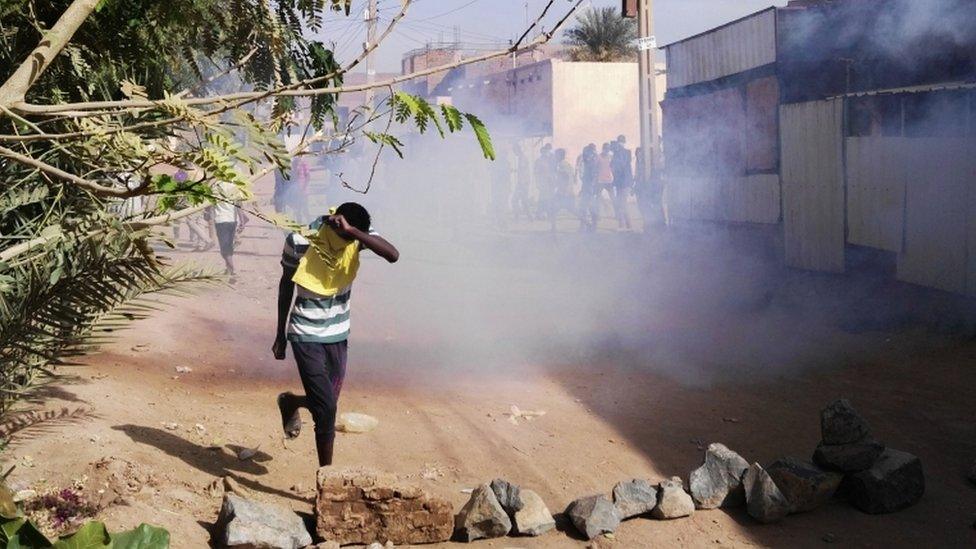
left=291, top=340, right=348, bottom=438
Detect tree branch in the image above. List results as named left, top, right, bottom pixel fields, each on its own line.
left=0, top=144, right=132, bottom=197
left=9, top=0, right=582, bottom=116
left=0, top=0, right=100, bottom=107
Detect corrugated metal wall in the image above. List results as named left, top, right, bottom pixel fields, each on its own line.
left=665, top=9, right=776, bottom=89
left=665, top=174, right=780, bottom=224
left=895, top=139, right=976, bottom=294
left=780, top=100, right=846, bottom=273
left=846, top=137, right=907, bottom=252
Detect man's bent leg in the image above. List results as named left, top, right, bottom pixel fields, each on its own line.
left=291, top=341, right=340, bottom=466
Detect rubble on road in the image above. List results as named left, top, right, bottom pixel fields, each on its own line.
left=743, top=463, right=790, bottom=524
left=689, top=443, right=750, bottom=509
left=844, top=449, right=925, bottom=514
left=217, top=493, right=311, bottom=549
left=513, top=489, right=555, bottom=536
left=766, top=458, right=842, bottom=513
left=316, top=468, right=452, bottom=545
left=813, top=400, right=885, bottom=473
left=335, top=412, right=379, bottom=433
left=612, top=479, right=658, bottom=519
left=820, top=399, right=871, bottom=445
left=651, top=477, right=695, bottom=520
left=489, top=478, right=523, bottom=519
left=454, top=483, right=512, bottom=542
left=565, top=494, right=620, bottom=540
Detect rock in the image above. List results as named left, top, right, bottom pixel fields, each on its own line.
left=612, top=479, right=658, bottom=519
left=313, top=542, right=340, bottom=549
left=650, top=477, right=694, bottom=520
left=743, top=463, right=789, bottom=524
left=766, top=458, right=843, bottom=513
left=813, top=439, right=885, bottom=472
left=489, top=478, right=523, bottom=517
left=454, top=483, right=512, bottom=541
left=316, top=468, right=452, bottom=545
left=844, top=449, right=924, bottom=514
left=821, top=399, right=871, bottom=445
left=513, top=489, right=555, bottom=536
left=217, top=493, right=312, bottom=549
left=688, top=443, right=750, bottom=509
left=565, top=494, right=620, bottom=540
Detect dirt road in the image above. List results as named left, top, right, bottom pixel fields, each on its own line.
left=4, top=192, right=976, bottom=548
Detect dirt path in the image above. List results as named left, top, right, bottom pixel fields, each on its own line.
left=4, top=190, right=976, bottom=548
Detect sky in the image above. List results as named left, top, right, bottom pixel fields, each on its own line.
left=314, top=0, right=789, bottom=74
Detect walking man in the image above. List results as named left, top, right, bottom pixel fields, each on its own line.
left=273, top=203, right=399, bottom=467
left=610, top=135, right=634, bottom=230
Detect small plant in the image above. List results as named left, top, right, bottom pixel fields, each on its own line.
left=22, top=485, right=99, bottom=539
left=0, top=482, right=168, bottom=548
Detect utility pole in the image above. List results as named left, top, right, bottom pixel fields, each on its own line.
left=636, top=0, right=658, bottom=182
left=364, top=0, right=378, bottom=110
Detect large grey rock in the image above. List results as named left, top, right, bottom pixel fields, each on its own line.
left=454, top=483, right=512, bottom=542
left=218, top=493, right=312, bottom=549
left=845, top=449, right=924, bottom=514
left=612, top=479, right=658, bottom=519
left=513, top=489, right=555, bottom=536
left=650, top=477, right=694, bottom=520
left=489, top=478, right=523, bottom=517
left=814, top=439, right=885, bottom=472
left=821, top=399, right=871, bottom=445
left=766, top=458, right=842, bottom=513
left=689, top=443, right=750, bottom=509
left=565, top=494, right=620, bottom=540
left=743, top=463, right=789, bottom=524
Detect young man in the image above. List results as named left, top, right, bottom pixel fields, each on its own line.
left=273, top=203, right=399, bottom=467
left=548, top=148, right=577, bottom=232
left=610, top=135, right=634, bottom=230
left=212, top=181, right=245, bottom=279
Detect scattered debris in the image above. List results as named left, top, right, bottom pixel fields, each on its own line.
left=12, top=489, right=36, bottom=502
left=161, top=422, right=179, bottom=431
left=689, top=443, right=750, bottom=509
left=612, top=479, right=658, bottom=519
left=420, top=463, right=444, bottom=481
left=335, top=412, right=379, bottom=433
left=651, top=477, right=695, bottom=520
left=743, top=463, right=790, bottom=524
left=504, top=405, right=546, bottom=425
left=175, top=366, right=193, bottom=374
left=237, top=446, right=259, bottom=461
left=766, top=458, right=842, bottom=513
left=566, top=494, right=620, bottom=540
left=844, top=449, right=925, bottom=514
left=823, top=533, right=838, bottom=543
left=454, top=483, right=512, bottom=542
left=217, top=493, right=312, bottom=549
left=131, top=344, right=150, bottom=352
left=513, top=489, right=555, bottom=536
left=722, top=417, right=740, bottom=424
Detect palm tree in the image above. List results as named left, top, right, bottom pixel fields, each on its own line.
left=563, top=6, right=638, bottom=62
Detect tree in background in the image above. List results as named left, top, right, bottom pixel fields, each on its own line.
left=563, top=6, right=637, bottom=62
left=0, top=0, right=582, bottom=415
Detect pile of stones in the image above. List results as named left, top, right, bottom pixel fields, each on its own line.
left=454, top=478, right=556, bottom=541
left=215, top=399, right=923, bottom=547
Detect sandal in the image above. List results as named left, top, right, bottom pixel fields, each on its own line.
left=277, top=392, right=302, bottom=439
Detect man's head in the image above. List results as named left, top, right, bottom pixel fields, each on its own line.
left=617, top=135, right=626, bottom=145
left=541, top=143, right=552, bottom=153
left=334, top=202, right=371, bottom=233
left=602, top=142, right=612, bottom=153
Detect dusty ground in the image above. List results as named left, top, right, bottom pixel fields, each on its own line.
left=3, top=182, right=976, bottom=548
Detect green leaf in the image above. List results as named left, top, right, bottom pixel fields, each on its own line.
left=53, top=521, right=110, bottom=549
left=5, top=519, right=52, bottom=548
left=110, top=523, right=169, bottom=549
left=440, top=104, right=464, bottom=132
left=464, top=113, right=495, bottom=160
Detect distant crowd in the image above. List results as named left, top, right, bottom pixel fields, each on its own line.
left=492, top=135, right=663, bottom=233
